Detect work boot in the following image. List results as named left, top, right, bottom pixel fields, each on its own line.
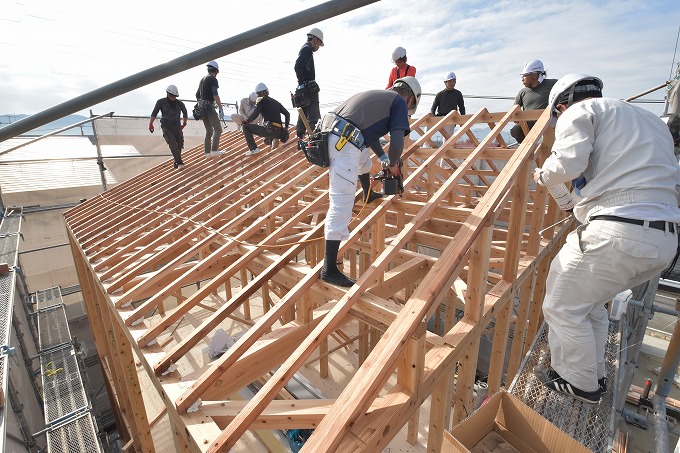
left=320, top=268, right=356, bottom=287
left=297, top=140, right=305, bottom=151
left=598, top=377, right=607, bottom=393
left=535, top=367, right=601, bottom=404
left=264, top=137, right=273, bottom=146
left=320, top=239, right=356, bottom=287
left=358, top=172, right=382, bottom=204
left=364, top=190, right=383, bottom=204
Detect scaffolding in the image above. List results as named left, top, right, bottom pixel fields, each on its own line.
left=0, top=208, right=23, bottom=452
left=34, top=286, right=102, bottom=452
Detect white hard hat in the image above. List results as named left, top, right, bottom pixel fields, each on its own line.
left=307, top=27, right=324, bottom=46
left=548, top=73, right=603, bottom=125
left=255, top=82, right=268, bottom=94
left=207, top=60, right=219, bottom=71
left=521, top=59, right=545, bottom=75
left=392, top=46, right=407, bottom=62
left=444, top=71, right=457, bottom=82
left=392, top=76, right=422, bottom=115
left=166, top=84, right=179, bottom=96
left=249, top=92, right=258, bottom=103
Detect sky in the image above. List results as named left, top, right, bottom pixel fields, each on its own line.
left=1, top=0, right=679, bottom=129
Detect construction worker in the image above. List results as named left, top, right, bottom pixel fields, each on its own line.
left=231, top=92, right=262, bottom=129
left=533, top=73, right=680, bottom=404
left=431, top=71, right=465, bottom=136
left=294, top=27, right=324, bottom=145
left=386, top=47, right=416, bottom=90
left=196, top=60, right=224, bottom=157
left=510, top=59, right=557, bottom=144
left=241, top=83, right=290, bottom=156
left=319, top=76, right=421, bottom=287
left=149, top=85, right=188, bottom=169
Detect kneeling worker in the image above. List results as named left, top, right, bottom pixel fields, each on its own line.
left=320, top=76, right=421, bottom=287
left=242, top=83, right=291, bottom=156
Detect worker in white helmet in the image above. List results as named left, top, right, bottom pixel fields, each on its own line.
left=241, top=83, right=290, bottom=156
left=386, top=46, right=416, bottom=90
left=511, top=59, right=557, bottom=144
left=533, top=74, right=680, bottom=404
left=231, top=92, right=262, bottom=129
left=294, top=27, right=324, bottom=145
left=149, top=84, right=188, bottom=169
left=196, top=60, right=223, bottom=157
left=431, top=71, right=465, bottom=136
left=317, top=76, right=421, bottom=287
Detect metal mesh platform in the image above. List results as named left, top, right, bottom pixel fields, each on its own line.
left=38, top=304, right=71, bottom=352
left=508, top=321, right=619, bottom=453
left=0, top=209, right=22, bottom=453
left=41, top=347, right=88, bottom=423
left=34, top=282, right=103, bottom=451
left=33, top=286, right=63, bottom=311
left=46, top=412, right=100, bottom=453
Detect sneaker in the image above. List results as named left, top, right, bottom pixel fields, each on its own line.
left=598, top=377, right=608, bottom=393
left=204, top=151, right=212, bottom=158
left=245, top=148, right=262, bottom=156
left=210, top=150, right=223, bottom=157
left=534, top=368, right=601, bottom=404
left=319, top=269, right=356, bottom=288
left=364, top=191, right=383, bottom=204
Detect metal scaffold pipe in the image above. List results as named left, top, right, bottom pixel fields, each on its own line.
left=0, top=0, right=379, bottom=143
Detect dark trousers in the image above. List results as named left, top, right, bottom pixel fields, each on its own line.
left=242, top=123, right=280, bottom=150
left=202, top=106, right=222, bottom=152
left=296, top=101, right=321, bottom=138
left=510, top=120, right=536, bottom=144
left=161, top=123, right=184, bottom=163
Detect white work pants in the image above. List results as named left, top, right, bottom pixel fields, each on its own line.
left=543, top=219, right=678, bottom=391
left=324, top=134, right=372, bottom=241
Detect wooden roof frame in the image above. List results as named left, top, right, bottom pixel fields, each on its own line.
left=65, top=107, right=572, bottom=452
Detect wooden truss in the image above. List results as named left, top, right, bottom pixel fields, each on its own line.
left=65, top=106, right=572, bottom=452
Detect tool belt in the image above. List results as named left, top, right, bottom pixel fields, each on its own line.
left=321, top=113, right=365, bottom=151
left=301, top=131, right=330, bottom=167
left=291, top=80, right=320, bottom=108
left=264, top=121, right=282, bottom=133
left=264, top=121, right=290, bottom=143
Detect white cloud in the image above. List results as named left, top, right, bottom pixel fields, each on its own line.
left=0, top=0, right=678, bottom=123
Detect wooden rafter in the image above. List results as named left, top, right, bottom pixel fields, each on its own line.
left=65, top=107, right=572, bottom=452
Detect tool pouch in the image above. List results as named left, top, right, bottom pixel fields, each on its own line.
left=302, top=131, right=330, bottom=167
left=192, top=102, right=205, bottom=120
left=291, top=86, right=311, bottom=108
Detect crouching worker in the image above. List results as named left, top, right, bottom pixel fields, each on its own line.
left=231, top=92, right=262, bottom=129
left=149, top=84, right=188, bottom=169
left=319, top=76, right=421, bottom=287
left=242, top=83, right=290, bottom=156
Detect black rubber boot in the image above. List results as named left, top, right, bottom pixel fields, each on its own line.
left=319, top=240, right=356, bottom=288
left=358, top=173, right=383, bottom=203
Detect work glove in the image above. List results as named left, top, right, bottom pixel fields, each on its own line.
left=148, top=124, right=154, bottom=133
left=181, top=123, right=187, bottom=129
left=218, top=108, right=224, bottom=121
left=378, top=154, right=389, bottom=166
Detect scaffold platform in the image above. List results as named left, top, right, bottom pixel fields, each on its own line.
left=509, top=321, right=619, bottom=453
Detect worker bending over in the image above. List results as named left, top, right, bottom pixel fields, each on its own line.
left=241, top=83, right=290, bottom=156
left=533, top=73, right=680, bottom=404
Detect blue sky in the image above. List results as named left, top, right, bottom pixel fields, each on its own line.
left=1, top=0, right=679, bottom=123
